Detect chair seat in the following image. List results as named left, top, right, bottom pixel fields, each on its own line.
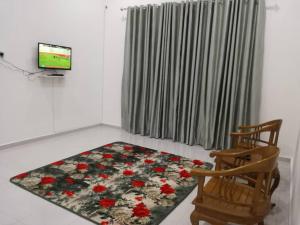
left=193, top=177, right=270, bottom=223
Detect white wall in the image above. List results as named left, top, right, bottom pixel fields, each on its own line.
left=260, top=0, right=300, bottom=158
left=103, top=0, right=300, bottom=157
left=0, top=0, right=105, bottom=146
left=292, top=127, right=300, bottom=225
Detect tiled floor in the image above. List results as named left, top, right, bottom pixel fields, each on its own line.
left=0, top=125, right=290, bottom=225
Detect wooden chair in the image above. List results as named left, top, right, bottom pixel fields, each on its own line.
left=190, top=146, right=279, bottom=225
left=221, top=119, right=282, bottom=196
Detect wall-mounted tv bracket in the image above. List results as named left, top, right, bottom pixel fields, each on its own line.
left=38, top=73, right=64, bottom=78
left=49, top=74, right=64, bottom=76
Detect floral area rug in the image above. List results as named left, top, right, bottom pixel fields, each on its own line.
left=10, top=142, right=213, bottom=225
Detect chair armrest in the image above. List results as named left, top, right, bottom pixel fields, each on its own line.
left=191, top=166, right=249, bottom=177
left=233, top=125, right=276, bottom=137
left=230, top=130, right=261, bottom=137
left=209, top=148, right=254, bottom=158
left=192, top=150, right=274, bottom=176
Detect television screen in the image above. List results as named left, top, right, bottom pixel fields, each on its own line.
left=38, top=43, right=72, bottom=70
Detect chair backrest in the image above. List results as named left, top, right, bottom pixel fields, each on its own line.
left=237, top=119, right=282, bottom=148
left=252, top=119, right=282, bottom=146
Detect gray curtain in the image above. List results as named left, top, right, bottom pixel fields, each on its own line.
left=121, top=0, right=265, bottom=149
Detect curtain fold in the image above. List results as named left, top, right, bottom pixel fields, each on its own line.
left=121, top=0, right=265, bottom=149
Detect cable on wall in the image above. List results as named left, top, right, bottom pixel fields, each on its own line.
left=0, top=57, right=46, bottom=78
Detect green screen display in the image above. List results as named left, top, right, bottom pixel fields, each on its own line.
left=39, top=43, right=71, bottom=70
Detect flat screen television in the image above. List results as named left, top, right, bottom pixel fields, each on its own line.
left=38, top=43, right=72, bottom=70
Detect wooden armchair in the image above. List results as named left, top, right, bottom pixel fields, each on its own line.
left=221, top=119, right=282, bottom=196
left=190, top=146, right=279, bottom=225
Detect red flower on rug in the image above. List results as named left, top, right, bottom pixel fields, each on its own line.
left=145, top=152, right=153, bottom=157
left=124, top=162, right=133, bottom=166
left=144, top=159, right=154, bottom=164
left=103, top=154, right=113, bottom=159
left=123, top=170, right=134, bottom=176
left=51, top=160, right=64, bottom=166
left=96, top=163, right=106, bottom=170
left=99, top=198, right=116, bottom=208
left=63, top=190, right=74, bottom=197
left=123, top=145, right=133, bottom=151
left=76, top=163, right=89, bottom=171
left=40, top=176, right=56, bottom=185
left=152, top=167, right=166, bottom=173
left=65, top=177, right=75, bottom=184
left=93, top=185, right=107, bottom=193
left=161, top=151, right=170, bottom=155
left=160, top=184, right=175, bottom=195
left=132, top=203, right=150, bottom=217
left=120, top=154, right=128, bottom=159
left=104, top=143, right=113, bottom=147
left=131, top=180, right=145, bottom=188
left=98, top=174, right=109, bottom=179
left=193, top=160, right=204, bottom=166
left=135, top=196, right=143, bottom=201
left=180, top=170, right=191, bottom=178
left=15, top=172, right=29, bottom=179
left=169, top=156, right=181, bottom=162
left=101, top=221, right=109, bottom=225
left=80, top=151, right=92, bottom=155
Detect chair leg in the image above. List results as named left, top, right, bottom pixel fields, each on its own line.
left=190, top=210, right=199, bottom=225
left=270, top=167, right=280, bottom=195
left=270, top=167, right=280, bottom=208
left=190, top=210, right=227, bottom=225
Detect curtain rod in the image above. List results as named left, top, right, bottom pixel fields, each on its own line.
left=120, top=4, right=159, bottom=11
left=120, top=2, right=279, bottom=11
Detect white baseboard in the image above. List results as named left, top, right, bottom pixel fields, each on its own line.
left=289, top=157, right=294, bottom=225
left=101, top=122, right=122, bottom=129
left=279, top=156, right=292, bottom=162
left=0, top=123, right=103, bottom=151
